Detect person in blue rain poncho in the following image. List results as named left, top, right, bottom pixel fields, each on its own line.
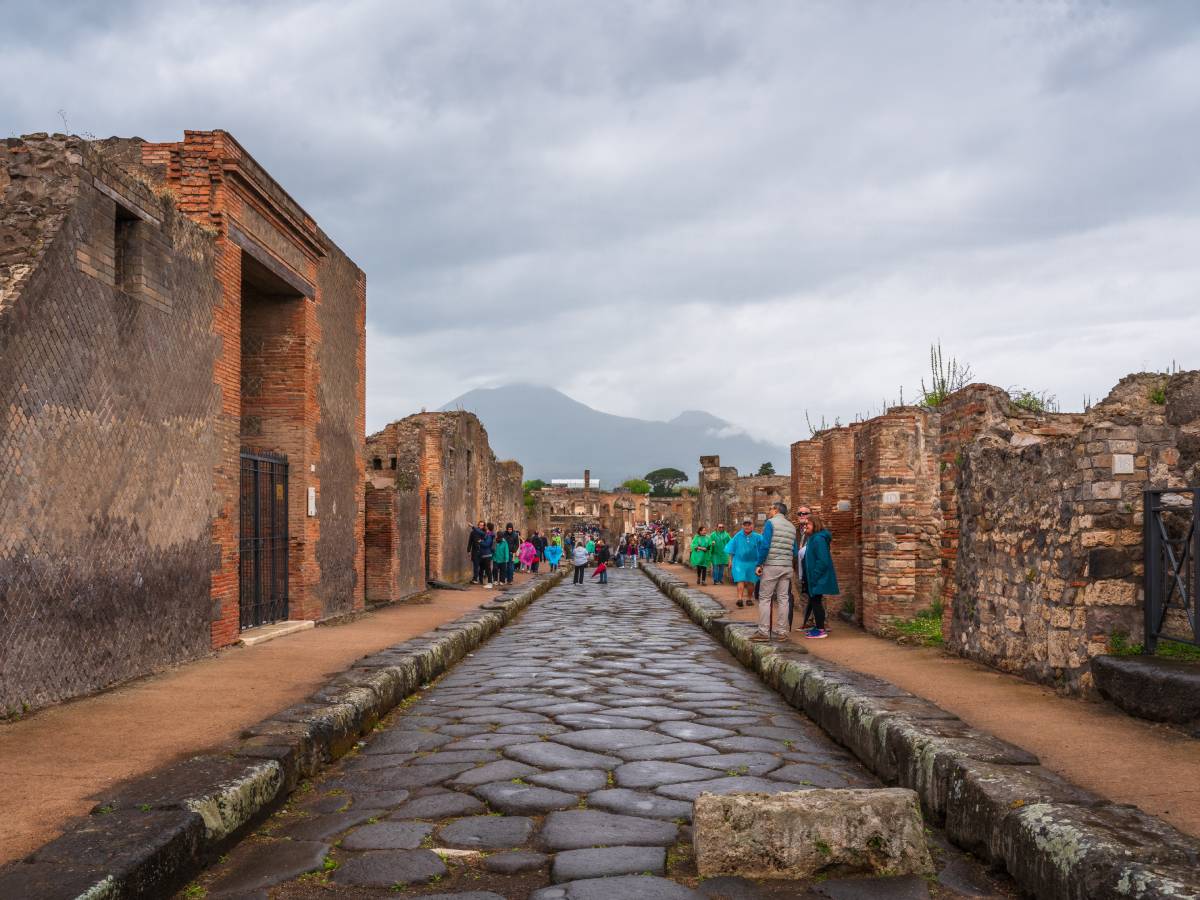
left=726, top=517, right=764, bottom=608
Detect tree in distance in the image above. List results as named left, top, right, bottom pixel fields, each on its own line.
left=757, top=462, right=776, bottom=476
left=623, top=478, right=652, bottom=494
left=645, top=467, right=687, bottom=496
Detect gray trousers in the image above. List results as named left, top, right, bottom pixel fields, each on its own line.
left=758, top=564, right=792, bottom=637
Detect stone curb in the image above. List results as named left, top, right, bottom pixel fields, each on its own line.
left=638, top=563, right=1200, bottom=900
left=0, top=570, right=566, bottom=900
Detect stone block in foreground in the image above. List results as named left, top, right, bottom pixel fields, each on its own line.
left=693, top=788, right=934, bottom=879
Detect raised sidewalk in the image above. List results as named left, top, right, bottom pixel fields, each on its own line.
left=0, top=575, right=535, bottom=866
left=660, top=561, right=1200, bottom=839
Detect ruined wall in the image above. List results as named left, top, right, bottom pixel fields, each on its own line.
left=0, top=136, right=223, bottom=713
left=695, top=455, right=788, bottom=530
left=364, top=412, right=522, bottom=598
left=952, top=374, right=1200, bottom=692
left=789, top=373, right=1200, bottom=694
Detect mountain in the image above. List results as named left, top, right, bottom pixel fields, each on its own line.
left=439, top=384, right=788, bottom=485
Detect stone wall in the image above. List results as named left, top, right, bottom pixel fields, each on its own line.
left=695, top=455, right=789, bottom=531
left=0, top=131, right=366, bottom=714
left=364, top=411, right=523, bottom=601
left=0, top=136, right=223, bottom=713
left=528, top=486, right=695, bottom=541
left=787, top=372, right=1200, bottom=694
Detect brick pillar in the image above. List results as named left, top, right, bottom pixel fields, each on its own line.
left=857, top=409, right=942, bottom=634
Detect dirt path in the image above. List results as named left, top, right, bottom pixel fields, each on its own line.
left=0, top=575, right=534, bottom=864
left=660, top=562, right=1200, bottom=839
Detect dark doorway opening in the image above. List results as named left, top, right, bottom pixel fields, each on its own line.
left=239, top=250, right=306, bottom=628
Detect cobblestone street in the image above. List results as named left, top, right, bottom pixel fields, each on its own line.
left=191, top=569, right=1012, bottom=899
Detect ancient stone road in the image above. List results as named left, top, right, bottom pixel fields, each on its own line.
left=192, top=570, right=1011, bottom=899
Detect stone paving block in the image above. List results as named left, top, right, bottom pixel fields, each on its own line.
left=529, top=768, right=611, bottom=792
left=769, top=763, right=866, bottom=788
left=436, top=814, right=534, bottom=849
left=587, top=788, right=694, bottom=822
left=339, top=821, right=433, bottom=851
left=278, top=809, right=376, bottom=841
left=483, top=849, right=551, bottom=873
left=540, top=809, right=679, bottom=850
left=813, top=875, right=932, bottom=899
left=364, top=729, right=452, bottom=755
left=552, top=845, right=667, bottom=882
left=532, top=874, right=706, bottom=899
left=387, top=790, right=486, bottom=820
left=679, top=752, right=783, bottom=777
left=614, top=761, right=721, bottom=789
left=656, top=721, right=736, bottom=741
left=505, top=740, right=622, bottom=770
left=330, top=848, right=447, bottom=887
left=447, top=759, right=541, bottom=788
left=553, top=729, right=678, bottom=752
left=617, top=741, right=719, bottom=761
left=204, top=839, right=329, bottom=898
left=472, top=781, right=579, bottom=815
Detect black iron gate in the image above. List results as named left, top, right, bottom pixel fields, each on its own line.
left=240, top=451, right=289, bottom=629
left=1143, top=488, right=1199, bottom=652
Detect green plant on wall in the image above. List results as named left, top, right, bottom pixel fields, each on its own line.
left=920, top=341, right=973, bottom=408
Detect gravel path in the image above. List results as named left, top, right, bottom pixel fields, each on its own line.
left=188, top=568, right=1013, bottom=899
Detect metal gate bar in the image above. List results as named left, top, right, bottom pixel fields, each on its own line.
left=1143, top=487, right=1199, bottom=653
left=239, top=450, right=289, bottom=629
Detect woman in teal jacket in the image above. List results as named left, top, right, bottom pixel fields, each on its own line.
left=801, top=512, right=839, bottom=638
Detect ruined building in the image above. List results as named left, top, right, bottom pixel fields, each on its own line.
left=0, top=131, right=366, bottom=713
left=790, top=372, right=1200, bottom=694
left=528, top=470, right=695, bottom=540
left=364, top=412, right=523, bottom=602
left=694, top=455, right=790, bottom=530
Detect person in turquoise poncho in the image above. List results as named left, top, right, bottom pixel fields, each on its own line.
left=710, top=523, right=732, bottom=585
left=544, top=542, right=563, bottom=572
left=689, top=526, right=715, bottom=585
left=726, top=518, right=764, bottom=607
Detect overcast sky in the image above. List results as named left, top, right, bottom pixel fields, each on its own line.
left=4, top=0, right=1198, bottom=445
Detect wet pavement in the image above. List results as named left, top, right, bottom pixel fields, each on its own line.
left=185, top=569, right=1014, bottom=899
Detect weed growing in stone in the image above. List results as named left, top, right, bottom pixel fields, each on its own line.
left=181, top=883, right=207, bottom=899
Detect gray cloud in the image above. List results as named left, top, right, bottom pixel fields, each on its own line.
left=3, top=0, right=1198, bottom=446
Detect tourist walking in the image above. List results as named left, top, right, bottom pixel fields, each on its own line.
left=594, top=539, right=611, bottom=583
left=690, top=526, right=715, bottom=585
left=792, top=506, right=812, bottom=630
left=545, top=541, right=563, bottom=572
left=710, top=523, right=732, bottom=585
left=752, top=501, right=798, bottom=642
left=530, top=530, right=546, bottom=573
left=653, top=530, right=665, bottom=562
left=479, top=523, right=497, bottom=588
left=801, top=511, right=838, bottom=639
left=571, top=541, right=589, bottom=584
left=491, top=527, right=511, bottom=587
left=666, top=529, right=678, bottom=563
left=726, top=518, right=763, bottom=607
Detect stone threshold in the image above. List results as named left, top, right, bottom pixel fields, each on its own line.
left=0, top=569, right=567, bottom=900
left=239, top=619, right=315, bottom=647
left=1092, top=653, right=1200, bottom=736
left=638, top=562, right=1200, bottom=900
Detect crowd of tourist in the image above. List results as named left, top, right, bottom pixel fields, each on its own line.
left=681, top=502, right=837, bottom=642
left=465, top=507, right=835, bottom=642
